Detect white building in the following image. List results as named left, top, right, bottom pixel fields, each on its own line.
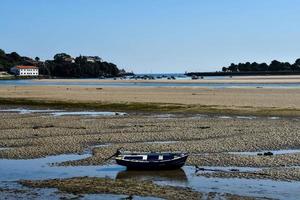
left=10, top=65, right=39, bottom=76
left=85, top=56, right=102, bottom=63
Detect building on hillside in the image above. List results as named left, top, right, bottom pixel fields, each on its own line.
left=63, top=57, right=75, bottom=63
left=10, top=65, right=39, bottom=76
left=84, top=56, right=102, bottom=63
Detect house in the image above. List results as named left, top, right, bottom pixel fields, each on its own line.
left=84, top=56, right=102, bottom=63
left=63, top=57, right=75, bottom=63
left=10, top=65, right=39, bottom=76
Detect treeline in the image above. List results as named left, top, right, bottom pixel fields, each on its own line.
left=39, top=53, right=121, bottom=78
left=0, top=49, right=39, bottom=71
left=222, top=59, right=300, bottom=72
left=0, top=49, right=123, bottom=78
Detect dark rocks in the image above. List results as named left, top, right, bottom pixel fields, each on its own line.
left=257, top=152, right=274, bottom=156
left=199, top=126, right=210, bottom=129
left=263, top=152, right=274, bottom=156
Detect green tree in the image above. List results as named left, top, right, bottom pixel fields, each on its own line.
left=269, top=60, right=282, bottom=71
left=53, top=53, right=71, bottom=62
left=10, top=52, right=21, bottom=60
left=0, top=49, right=5, bottom=56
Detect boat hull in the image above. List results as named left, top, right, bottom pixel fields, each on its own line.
left=116, top=155, right=188, bottom=170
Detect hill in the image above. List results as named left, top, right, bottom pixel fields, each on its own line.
left=0, top=49, right=123, bottom=78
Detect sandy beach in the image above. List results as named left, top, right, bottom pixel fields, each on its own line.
left=1, top=111, right=300, bottom=179
left=1, top=78, right=300, bottom=199
left=1, top=108, right=300, bottom=198
left=1, top=84, right=300, bottom=116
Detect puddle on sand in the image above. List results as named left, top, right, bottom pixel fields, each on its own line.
left=51, top=111, right=127, bottom=117
left=1, top=152, right=300, bottom=200
left=143, top=141, right=179, bottom=145
left=194, top=166, right=260, bottom=173
left=0, top=108, right=61, bottom=114
left=151, top=114, right=176, bottom=119
left=0, top=108, right=127, bottom=117
left=236, top=116, right=257, bottom=120
left=268, top=116, right=280, bottom=120
left=187, top=114, right=209, bottom=119
left=218, top=115, right=280, bottom=120
left=0, top=147, right=11, bottom=151
left=178, top=168, right=300, bottom=200
left=228, top=149, right=300, bottom=156
left=218, top=116, right=233, bottom=119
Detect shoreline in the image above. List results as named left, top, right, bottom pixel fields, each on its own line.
left=29, top=75, right=300, bottom=84
left=1, top=97, right=300, bottom=117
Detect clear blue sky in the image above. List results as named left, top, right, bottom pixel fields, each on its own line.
left=1, top=0, right=300, bottom=73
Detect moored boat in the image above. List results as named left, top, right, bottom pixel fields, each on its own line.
left=115, top=151, right=188, bottom=170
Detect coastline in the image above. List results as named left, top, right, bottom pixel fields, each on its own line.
left=31, top=75, right=300, bottom=84
left=1, top=81, right=300, bottom=199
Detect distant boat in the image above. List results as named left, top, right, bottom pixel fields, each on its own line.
left=191, top=75, right=199, bottom=80
left=115, top=151, right=188, bottom=170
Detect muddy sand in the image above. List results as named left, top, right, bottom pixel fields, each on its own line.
left=1, top=111, right=300, bottom=181
left=20, top=177, right=262, bottom=200
left=1, top=85, right=300, bottom=116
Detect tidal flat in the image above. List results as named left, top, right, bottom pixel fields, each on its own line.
left=1, top=108, right=300, bottom=199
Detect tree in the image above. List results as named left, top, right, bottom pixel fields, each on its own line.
left=53, top=53, right=71, bottom=62
left=9, top=52, right=21, bottom=60
left=269, top=60, right=282, bottom=71
left=0, top=49, right=121, bottom=77
left=228, top=63, right=237, bottom=72
left=295, top=58, right=300, bottom=66
left=258, top=63, right=268, bottom=71
left=0, top=49, right=5, bottom=56
left=292, top=58, right=300, bottom=71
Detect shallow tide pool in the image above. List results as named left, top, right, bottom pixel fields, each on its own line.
left=0, top=150, right=300, bottom=200
left=0, top=108, right=127, bottom=117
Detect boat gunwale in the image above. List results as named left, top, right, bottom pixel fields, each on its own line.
left=115, top=154, right=189, bottom=163
left=118, top=151, right=188, bottom=155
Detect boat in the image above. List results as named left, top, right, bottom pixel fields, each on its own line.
left=115, top=151, right=188, bottom=170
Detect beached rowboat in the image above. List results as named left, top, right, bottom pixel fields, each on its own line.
left=115, top=151, right=188, bottom=170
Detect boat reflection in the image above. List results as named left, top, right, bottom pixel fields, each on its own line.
left=116, top=168, right=188, bottom=183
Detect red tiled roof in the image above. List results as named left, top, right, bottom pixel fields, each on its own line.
left=15, top=65, right=38, bottom=69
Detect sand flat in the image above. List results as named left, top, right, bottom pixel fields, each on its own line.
left=1, top=85, right=300, bottom=109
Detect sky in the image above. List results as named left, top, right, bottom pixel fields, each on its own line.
left=1, top=0, right=300, bottom=73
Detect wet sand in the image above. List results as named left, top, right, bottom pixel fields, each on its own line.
left=1, top=111, right=300, bottom=181
left=20, top=177, right=202, bottom=200
left=1, top=85, right=300, bottom=116
left=20, top=177, right=262, bottom=200
left=1, top=78, right=300, bottom=199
